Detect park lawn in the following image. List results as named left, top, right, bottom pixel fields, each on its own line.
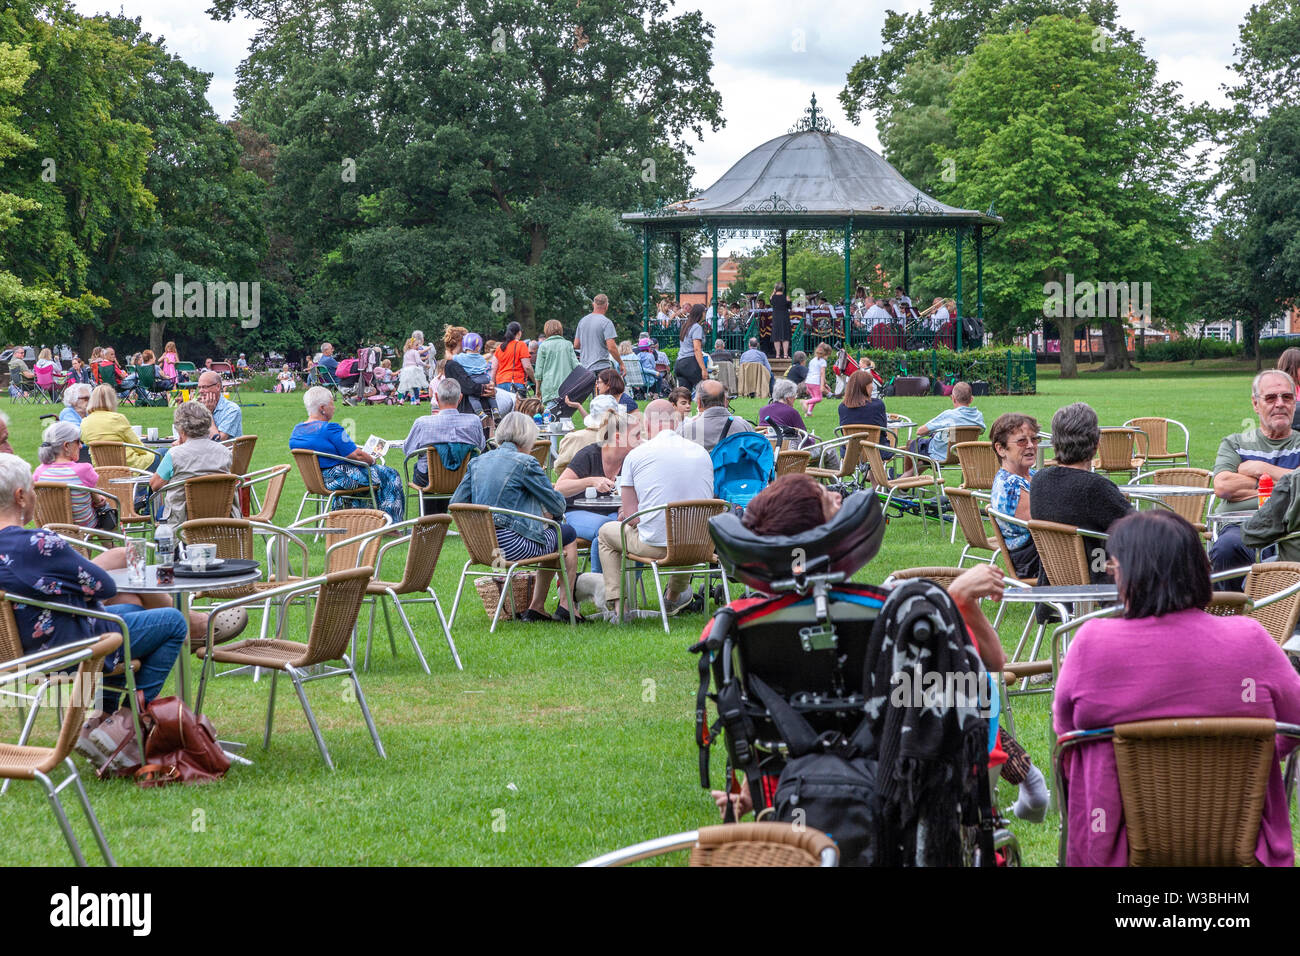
left=0, top=360, right=1287, bottom=866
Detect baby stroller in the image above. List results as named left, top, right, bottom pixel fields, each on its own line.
left=691, top=491, right=1017, bottom=866
left=334, top=357, right=362, bottom=404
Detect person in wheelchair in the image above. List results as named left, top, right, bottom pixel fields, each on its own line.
left=699, top=475, right=1041, bottom=862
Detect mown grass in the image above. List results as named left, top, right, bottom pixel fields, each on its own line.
left=0, top=360, right=1280, bottom=865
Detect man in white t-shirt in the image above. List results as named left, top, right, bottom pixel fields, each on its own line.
left=597, top=399, right=714, bottom=620
left=574, top=294, right=625, bottom=375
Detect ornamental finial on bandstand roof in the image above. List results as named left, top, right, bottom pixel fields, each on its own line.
left=790, top=92, right=836, bottom=134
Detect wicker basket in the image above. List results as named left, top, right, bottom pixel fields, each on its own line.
left=474, top=573, right=536, bottom=617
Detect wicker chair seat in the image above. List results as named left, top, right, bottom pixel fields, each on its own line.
left=198, top=638, right=311, bottom=669
left=689, top=823, right=836, bottom=867
left=0, top=743, right=61, bottom=778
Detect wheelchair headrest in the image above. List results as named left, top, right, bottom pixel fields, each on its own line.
left=708, top=490, right=886, bottom=593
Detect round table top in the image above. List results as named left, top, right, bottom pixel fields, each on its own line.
left=107, top=565, right=261, bottom=594
left=1001, top=584, right=1119, bottom=604
left=1117, top=484, right=1214, bottom=497
left=1209, top=510, right=1258, bottom=527
left=568, top=496, right=620, bottom=511
left=108, top=475, right=152, bottom=486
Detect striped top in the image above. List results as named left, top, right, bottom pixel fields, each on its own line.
left=33, top=460, right=100, bottom=527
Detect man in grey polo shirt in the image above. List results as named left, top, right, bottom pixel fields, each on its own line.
left=574, top=294, right=624, bottom=375
left=403, top=379, right=486, bottom=505
left=678, top=380, right=754, bottom=451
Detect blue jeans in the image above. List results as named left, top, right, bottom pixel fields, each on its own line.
left=101, top=604, right=188, bottom=708
left=565, top=509, right=618, bottom=572
left=1210, top=525, right=1274, bottom=591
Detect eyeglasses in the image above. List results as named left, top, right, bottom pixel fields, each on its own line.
left=1260, top=392, right=1296, bottom=405
left=1005, top=437, right=1035, bottom=448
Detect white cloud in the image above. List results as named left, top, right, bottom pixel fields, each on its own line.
left=74, top=0, right=1253, bottom=194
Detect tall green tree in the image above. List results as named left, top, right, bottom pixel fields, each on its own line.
left=0, top=0, right=155, bottom=348
left=209, top=0, right=723, bottom=344
left=89, top=16, right=269, bottom=357
left=1215, top=0, right=1300, bottom=368
left=928, top=16, right=1198, bottom=376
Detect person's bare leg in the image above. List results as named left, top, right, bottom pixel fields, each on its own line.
left=93, top=547, right=127, bottom=570
left=557, top=541, right=579, bottom=612
left=529, top=567, right=555, bottom=614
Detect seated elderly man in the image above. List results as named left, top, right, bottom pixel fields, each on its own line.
left=738, top=337, right=774, bottom=395
left=403, top=378, right=486, bottom=511
left=1212, top=369, right=1300, bottom=587
left=597, top=399, right=714, bottom=620
left=196, top=370, right=242, bottom=440
left=678, top=380, right=754, bottom=451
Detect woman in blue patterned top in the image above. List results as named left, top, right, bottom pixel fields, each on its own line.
left=989, top=412, right=1041, bottom=579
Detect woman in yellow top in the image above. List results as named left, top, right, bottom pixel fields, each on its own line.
left=80, top=384, right=153, bottom=470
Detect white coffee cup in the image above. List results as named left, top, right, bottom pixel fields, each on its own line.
left=132, top=425, right=143, bottom=438
left=585, top=486, right=598, bottom=499
left=188, top=543, right=217, bottom=571
left=147, top=427, right=159, bottom=441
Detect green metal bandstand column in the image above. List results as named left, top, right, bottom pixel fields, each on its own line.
left=843, top=219, right=853, bottom=340
left=674, top=232, right=682, bottom=302
left=642, top=225, right=651, bottom=331
left=955, top=227, right=964, bottom=352
left=975, top=225, right=984, bottom=324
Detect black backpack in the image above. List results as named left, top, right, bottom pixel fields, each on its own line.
left=748, top=675, right=881, bottom=867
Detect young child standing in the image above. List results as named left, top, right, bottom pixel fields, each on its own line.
left=802, top=343, right=832, bottom=416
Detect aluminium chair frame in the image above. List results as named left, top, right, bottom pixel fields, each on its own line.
left=291, top=448, right=380, bottom=524
left=615, top=500, right=731, bottom=634
left=446, top=505, right=575, bottom=632
left=578, top=824, right=840, bottom=867
left=0, top=636, right=121, bottom=865
left=325, top=516, right=461, bottom=673
left=193, top=572, right=386, bottom=771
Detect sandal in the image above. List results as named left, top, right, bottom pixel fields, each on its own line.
left=516, top=609, right=553, bottom=623
left=552, top=606, right=586, bottom=624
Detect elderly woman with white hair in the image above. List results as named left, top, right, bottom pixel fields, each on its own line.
left=290, top=385, right=405, bottom=522
left=450, top=411, right=581, bottom=623
left=34, top=419, right=108, bottom=528
left=60, top=381, right=93, bottom=427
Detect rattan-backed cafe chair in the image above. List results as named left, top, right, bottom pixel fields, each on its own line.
left=919, top=424, right=983, bottom=479
left=1093, top=426, right=1143, bottom=481
left=0, top=593, right=146, bottom=794
left=1206, top=592, right=1251, bottom=616
left=859, top=441, right=945, bottom=532
left=225, top=435, right=257, bottom=477
left=0, top=634, right=123, bottom=865
left=1124, top=416, right=1191, bottom=469
left=1239, top=562, right=1300, bottom=645
left=402, top=446, right=477, bottom=518
left=34, top=481, right=121, bottom=529
left=529, top=439, right=551, bottom=473
left=87, top=440, right=161, bottom=471
left=616, top=499, right=731, bottom=633
left=954, top=441, right=998, bottom=491
left=146, top=473, right=241, bottom=524
left=804, top=434, right=865, bottom=486
left=241, top=464, right=290, bottom=524
left=291, top=448, right=379, bottom=524
left=946, top=488, right=997, bottom=567
left=775, top=448, right=810, bottom=477
left=882, top=566, right=966, bottom=590
left=93, top=466, right=152, bottom=534
left=1129, top=467, right=1212, bottom=532
left=194, top=568, right=384, bottom=771
left=1055, top=717, right=1300, bottom=866
left=579, top=822, right=838, bottom=867
left=331, top=515, right=460, bottom=672
left=447, top=504, right=575, bottom=632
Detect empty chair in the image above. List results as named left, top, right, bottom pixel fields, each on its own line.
left=1125, top=416, right=1190, bottom=468
left=774, top=448, right=810, bottom=477
left=1093, top=426, right=1142, bottom=480
left=1129, top=467, right=1212, bottom=532
left=195, top=568, right=385, bottom=770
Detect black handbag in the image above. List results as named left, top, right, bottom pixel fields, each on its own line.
left=94, top=504, right=119, bottom=532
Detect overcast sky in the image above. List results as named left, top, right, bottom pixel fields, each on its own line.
left=73, top=0, right=1250, bottom=193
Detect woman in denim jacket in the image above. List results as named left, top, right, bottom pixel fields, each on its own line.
left=451, top=412, right=582, bottom=623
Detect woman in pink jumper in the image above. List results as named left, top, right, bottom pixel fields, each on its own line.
left=1054, top=510, right=1300, bottom=866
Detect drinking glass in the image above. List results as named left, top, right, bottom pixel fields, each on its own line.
left=126, top=539, right=149, bottom=586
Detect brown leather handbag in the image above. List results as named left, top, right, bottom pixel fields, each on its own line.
left=132, top=694, right=231, bottom=787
